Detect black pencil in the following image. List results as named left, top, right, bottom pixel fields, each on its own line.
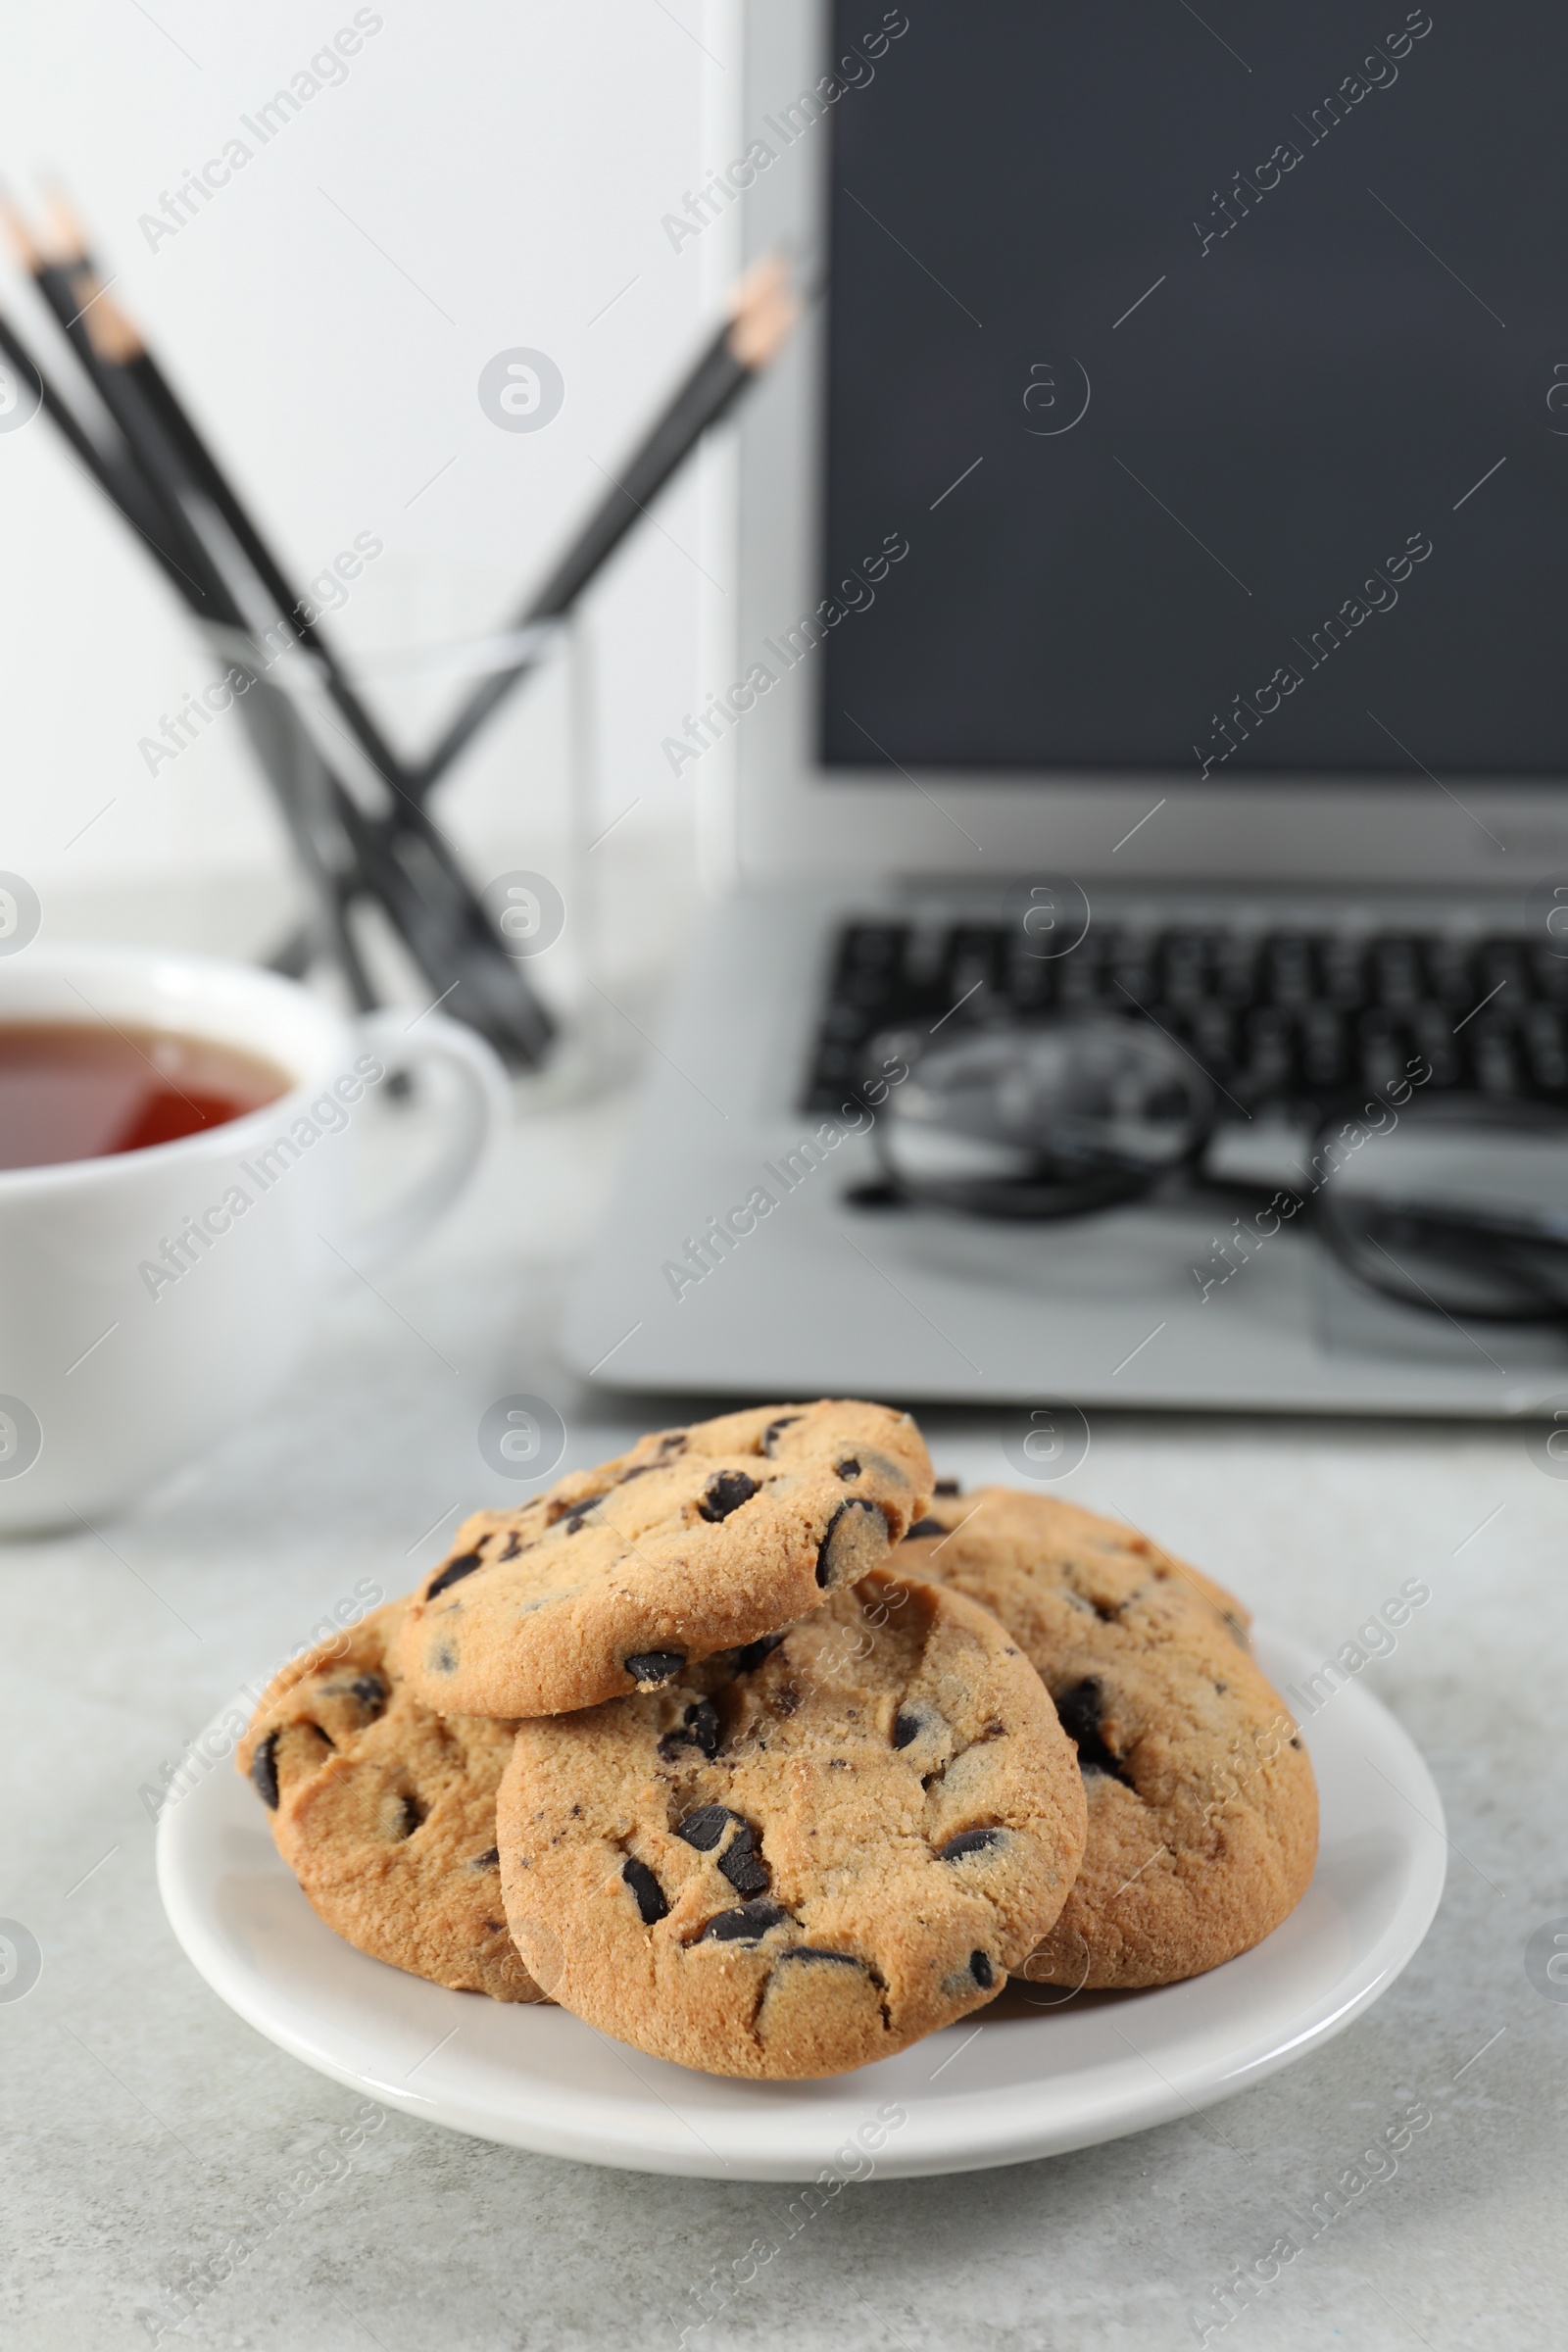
left=13, top=206, right=247, bottom=624
left=18, top=199, right=556, bottom=1059
left=42, top=196, right=404, bottom=779
left=1, top=203, right=223, bottom=612
left=413, top=252, right=801, bottom=794
left=46, top=204, right=557, bottom=1062
left=9, top=198, right=398, bottom=1013
left=0, top=308, right=205, bottom=607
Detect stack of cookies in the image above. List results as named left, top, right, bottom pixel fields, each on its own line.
left=239, top=1399, right=1317, bottom=2081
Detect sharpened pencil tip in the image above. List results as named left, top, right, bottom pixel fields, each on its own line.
left=726, top=250, right=800, bottom=371
left=72, top=270, right=143, bottom=365
left=37, top=180, right=89, bottom=266
left=0, top=192, right=42, bottom=272
left=32, top=182, right=89, bottom=270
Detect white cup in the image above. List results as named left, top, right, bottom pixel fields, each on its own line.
left=0, top=947, right=509, bottom=1533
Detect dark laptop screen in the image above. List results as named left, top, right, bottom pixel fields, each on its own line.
left=819, top=2, right=1568, bottom=779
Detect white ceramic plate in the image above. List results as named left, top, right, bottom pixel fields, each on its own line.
left=158, top=1629, right=1446, bottom=2180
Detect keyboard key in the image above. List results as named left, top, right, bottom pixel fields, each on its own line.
left=1266, top=932, right=1317, bottom=1006
left=1300, top=1004, right=1348, bottom=1090
left=1371, top=934, right=1426, bottom=1010
left=1532, top=947, right=1568, bottom=1004
left=1426, top=942, right=1476, bottom=1006
left=944, top=925, right=1001, bottom=989
left=1356, top=1012, right=1412, bottom=1095
left=1004, top=953, right=1054, bottom=1010
left=1319, top=940, right=1369, bottom=1009
left=841, top=922, right=906, bottom=974
left=1056, top=955, right=1105, bottom=1007
left=1192, top=1004, right=1236, bottom=1065
left=1111, top=960, right=1157, bottom=1005
left=1476, top=938, right=1529, bottom=999
left=1213, top=944, right=1260, bottom=1008
left=1525, top=1004, right=1568, bottom=1095
left=1160, top=928, right=1215, bottom=977
left=1409, top=1004, right=1462, bottom=1090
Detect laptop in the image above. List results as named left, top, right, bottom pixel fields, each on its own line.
left=564, top=0, right=1568, bottom=1418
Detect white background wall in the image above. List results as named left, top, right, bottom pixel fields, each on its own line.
left=0, top=0, right=741, bottom=982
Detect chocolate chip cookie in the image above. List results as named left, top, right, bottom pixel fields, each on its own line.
left=237, top=1603, right=541, bottom=2002
left=494, top=1565, right=1087, bottom=2077
left=397, top=1400, right=934, bottom=1720
left=900, top=1489, right=1317, bottom=1989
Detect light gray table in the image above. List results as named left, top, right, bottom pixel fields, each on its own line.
left=3, top=1086, right=1563, bottom=2351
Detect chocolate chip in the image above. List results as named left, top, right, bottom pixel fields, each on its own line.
left=934, top=1478, right=961, bottom=1495
left=698, top=1469, right=760, bottom=1523
left=676, top=1803, right=737, bottom=1852
left=836, top=1456, right=861, bottom=1479
left=774, top=1946, right=861, bottom=1968
left=676, top=1805, right=768, bottom=1896
left=319, top=1677, right=374, bottom=1723
left=721, top=1846, right=770, bottom=1898
left=1054, top=1677, right=1137, bottom=1789
left=393, top=1794, right=426, bottom=1838
left=499, top=1530, right=525, bottom=1561
left=563, top=1494, right=605, bottom=1534
left=686, top=1700, right=723, bottom=1758
left=1290, top=1736, right=1302, bottom=1750
left=905, top=1518, right=944, bottom=1540
left=687, top=1815, right=771, bottom=1897
left=760, top=1414, right=802, bottom=1455
left=659, top=1699, right=723, bottom=1763
left=772, top=1686, right=802, bottom=1717
left=940, top=1829, right=1003, bottom=1861
left=730, top=1634, right=785, bottom=1673
left=622, top=1856, right=668, bottom=1925
left=699, top=1900, right=791, bottom=1943
left=815, top=1494, right=888, bottom=1588
left=430, top=1642, right=457, bottom=1675
left=624, top=1650, right=686, bottom=1687
left=470, top=1846, right=500, bottom=1870
left=426, top=1551, right=483, bottom=1599
left=970, top=1950, right=995, bottom=1988
left=892, top=1711, right=922, bottom=1749
left=250, top=1731, right=280, bottom=1810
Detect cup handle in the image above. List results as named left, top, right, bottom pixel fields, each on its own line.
left=333, top=1010, right=510, bottom=1275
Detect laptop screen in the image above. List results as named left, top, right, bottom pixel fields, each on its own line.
left=819, top=1, right=1566, bottom=781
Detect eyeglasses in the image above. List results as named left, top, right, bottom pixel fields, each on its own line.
left=863, top=1013, right=1568, bottom=1323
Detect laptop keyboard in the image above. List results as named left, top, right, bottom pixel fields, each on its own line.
left=803, top=918, right=1568, bottom=1116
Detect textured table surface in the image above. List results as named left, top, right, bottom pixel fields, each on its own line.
left=3, top=1084, right=1564, bottom=2352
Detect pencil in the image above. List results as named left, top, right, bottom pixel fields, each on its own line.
left=0, top=202, right=219, bottom=609
left=11, top=203, right=248, bottom=624
left=40, top=194, right=406, bottom=779
left=9, top=197, right=404, bottom=1016
left=0, top=307, right=205, bottom=605
left=414, top=251, right=801, bottom=793
left=4, top=190, right=564, bottom=1062
left=40, top=199, right=558, bottom=1060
